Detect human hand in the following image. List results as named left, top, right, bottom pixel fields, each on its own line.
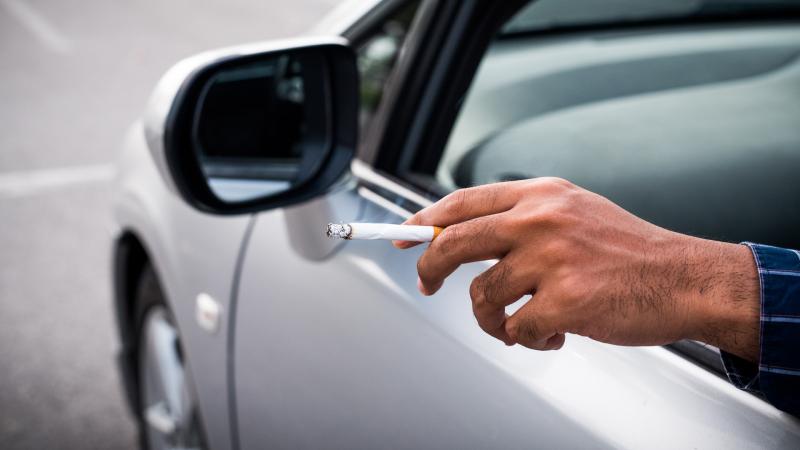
left=395, top=178, right=760, bottom=361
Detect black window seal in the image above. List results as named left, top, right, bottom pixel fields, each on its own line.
left=667, top=341, right=726, bottom=378
left=354, top=0, right=441, bottom=166
left=498, top=13, right=800, bottom=42
left=355, top=0, right=458, bottom=168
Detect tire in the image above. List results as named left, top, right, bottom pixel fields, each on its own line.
left=133, top=264, right=206, bottom=450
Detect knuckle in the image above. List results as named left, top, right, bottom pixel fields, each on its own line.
left=559, top=275, right=584, bottom=300
left=505, top=212, right=533, bottom=235
left=443, top=189, right=469, bottom=216
left=486, top=264, right=511, bottom=304
left=505, top=319, right=521, bottom=341
left=433, top=215, right=504, bottom=257
left=522, top=199, right=579, bottom=233
left=555, top=286, right=579, bottom=307
left=469, top=277, right=483, bottom=305
left=406, top=212, right=424, bottom=225
left=549, top=177, right=574, bottom=188
left=515, top=206, right=565, bottom=236
left=539, top=238, right=568, bottom=262
left=533, top=176, right=574, bottom=191
left=553, top=270, right=591, bottom=304
left=473, top=263, right=512, bottom=308
left=519, top=183, right=580, bottom=219
left=507, top=317, right=538, bottom=343
left=433, top=225, right=462, bottom=254
left=533, top=205, right=563, bottom=226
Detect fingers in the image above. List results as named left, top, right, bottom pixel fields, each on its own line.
left=393, top=182, right=526, bottom=249
left=416, top=214, right=512, bottom=295
left=469, top=255, right=540, bottom=346
left=505, top=294, right=566, bottom=351
left=485, top=313, right=515, bottom=347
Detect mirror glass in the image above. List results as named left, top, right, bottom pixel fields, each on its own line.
left=192, top=50, right=330, bottom=203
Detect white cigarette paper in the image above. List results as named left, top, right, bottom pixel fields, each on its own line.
left=326, top=223, right=443, bottom=242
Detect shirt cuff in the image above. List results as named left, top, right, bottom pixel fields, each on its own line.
left=719, top=242, right=800, bottom=415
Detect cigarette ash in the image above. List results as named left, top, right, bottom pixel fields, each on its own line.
left=326, top=223, right=352, bottom=239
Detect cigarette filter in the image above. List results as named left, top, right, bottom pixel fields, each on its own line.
left=326, top=223, right=443, bottom=242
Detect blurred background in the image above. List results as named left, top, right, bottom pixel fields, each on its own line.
left=0, top=1, right=336, bottom=448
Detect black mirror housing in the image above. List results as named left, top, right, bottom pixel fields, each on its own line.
left=162, top=39, right=358, bottom=214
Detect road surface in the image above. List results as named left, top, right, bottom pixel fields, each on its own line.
left=0, top=0, right=338, bottom=448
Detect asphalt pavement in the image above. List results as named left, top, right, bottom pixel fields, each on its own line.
left=0, top=1, right=338, bottom=448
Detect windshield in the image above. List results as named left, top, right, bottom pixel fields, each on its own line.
left=503, top=0, right=800, bottom=35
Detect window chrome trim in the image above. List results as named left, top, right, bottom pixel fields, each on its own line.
left=351, top=159, right=433, bottom=209
left=357, top=186, right=415, bottom=219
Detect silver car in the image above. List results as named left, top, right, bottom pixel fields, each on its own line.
left=111, top=0, right=800, bottom=448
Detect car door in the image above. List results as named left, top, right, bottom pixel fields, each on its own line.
left=233, top=1, right=800, bottom=448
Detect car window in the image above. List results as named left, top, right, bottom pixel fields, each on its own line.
left=356, top=1, right=421, bottom=132
left=433, top=0, right=800, bottom=250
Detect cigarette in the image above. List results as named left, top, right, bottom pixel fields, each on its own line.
left=326, top=223, right=444, bottom=242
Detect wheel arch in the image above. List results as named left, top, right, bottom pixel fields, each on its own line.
left=112, top=229, right=155, bottom=414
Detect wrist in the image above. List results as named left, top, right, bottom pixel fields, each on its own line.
left=681, top=238, right=761, bottom=362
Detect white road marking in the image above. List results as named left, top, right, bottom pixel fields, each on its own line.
left=0, top=164, right=114, bottom=197
left=1, top=0, right=72, bottom=54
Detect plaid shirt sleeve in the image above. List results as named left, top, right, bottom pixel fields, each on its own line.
left=720, top=242, right=800, bottom=416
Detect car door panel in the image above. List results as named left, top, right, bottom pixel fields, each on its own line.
left=234, top=177, right=800, bottom=449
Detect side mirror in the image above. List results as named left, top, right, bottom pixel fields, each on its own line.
left=158, top=39, right=358, bottom=214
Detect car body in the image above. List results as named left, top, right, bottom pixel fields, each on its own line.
left=111, top=1, right=800, bottom=448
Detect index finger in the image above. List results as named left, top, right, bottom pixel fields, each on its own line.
left=393, top=182, right=525, bottom=249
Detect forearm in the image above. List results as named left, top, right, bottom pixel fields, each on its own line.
left=678, top=237, right=761, bottom=362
